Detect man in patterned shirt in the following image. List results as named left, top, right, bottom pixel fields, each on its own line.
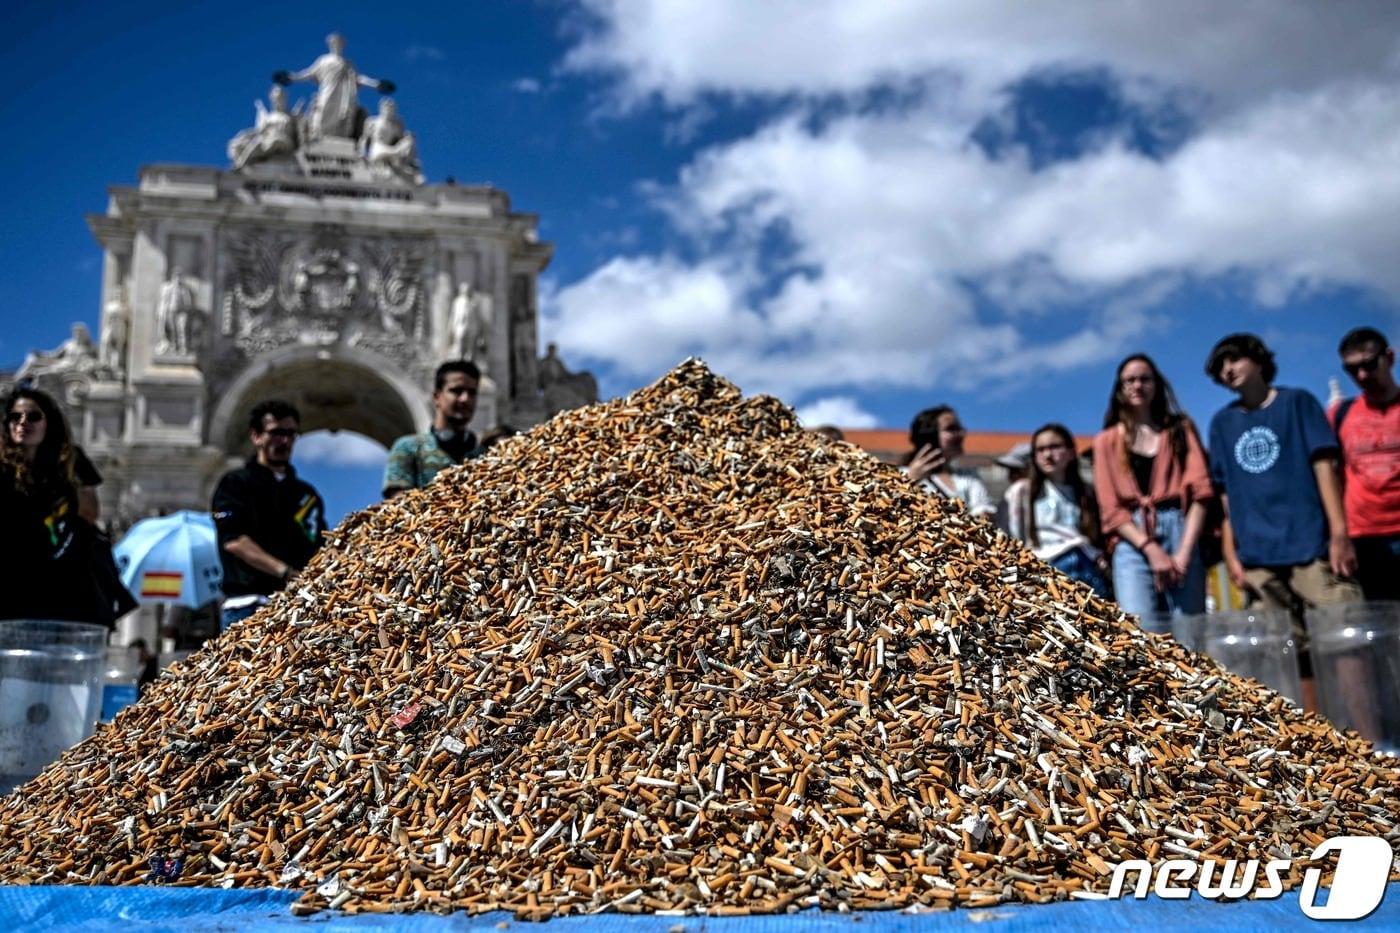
left=382, top=360, right=483, bottom=497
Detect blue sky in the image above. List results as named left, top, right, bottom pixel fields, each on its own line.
left=4, top=1, right=1398, bottom=525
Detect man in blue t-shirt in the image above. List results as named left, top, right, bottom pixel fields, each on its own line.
left=1205, top=334, right=1360, bottom=695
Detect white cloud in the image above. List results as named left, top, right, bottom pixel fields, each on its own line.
left=512, top=77, right=543, bottom=94
left=795, top=396, right=879, bottom=429
left=566, top=0, right=1400, bottom=112
left=296, top=431, right=387, bottom=468
left=549, top=1, right=1400, bottom=404
left=545, top=254, right=766, bottom=378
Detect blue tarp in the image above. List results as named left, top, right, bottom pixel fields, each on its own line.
left=4, top=884, right=1400, bottom=933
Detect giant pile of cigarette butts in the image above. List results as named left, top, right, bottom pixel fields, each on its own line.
left=1, top=360, right=1396, bottom=918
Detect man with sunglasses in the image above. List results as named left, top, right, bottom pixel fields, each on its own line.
left=1332, top=327, right=1400, bottom=600
left=212, top=400, right=326, bottom=630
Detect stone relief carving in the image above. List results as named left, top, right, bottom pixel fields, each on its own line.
left=225, top=234, right=281, bottom=325
left=364, top=244, right=423, bottom=337
left=228, top=86, right=300, bottom=170
left=100, top=285, right=131, bottom=375
left=449, top=281, right=492, bottom=365
left=221, top=229, right=425, bottom=366
left=291, top=248, right=361, bottom=313
left=156, top=268, right=201, bottom=357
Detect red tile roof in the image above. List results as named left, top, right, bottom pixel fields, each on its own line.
left=844, top=428, right=1035, bottom=460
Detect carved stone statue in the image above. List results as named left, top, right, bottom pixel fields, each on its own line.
left=156, top=268, right=200, bottom=356
left=57, top=323, right=99, bottom=371
left=449, top=283, right=472, bottom=359
left=509, top=275, right=538, bottom=400
left=228, top=86, right=299, bottom=169
left=100, top=286, right=131, bottom=373
left=449, top=282, right=493, bottom=364
left=360, top=99, right=423, bottom=184
left=538, top=342, right=598, bottom=413
left=21, top=322, right=99, bottom=375
left=275, top=33, right=394, bottom=141
left=17, top=325, right=100, bottom=407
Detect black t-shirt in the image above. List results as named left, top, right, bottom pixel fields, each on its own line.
left=212, top=459, right=326, bottom=597
left=433, top=428, right=479, bottom=465
left=0, top=470, right=92, bottom=621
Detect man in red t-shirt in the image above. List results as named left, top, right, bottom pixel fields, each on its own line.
left=1332, top=326, right=1400, bottom=600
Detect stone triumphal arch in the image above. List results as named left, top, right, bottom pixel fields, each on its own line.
left=12, top=34, right=597, bottom=527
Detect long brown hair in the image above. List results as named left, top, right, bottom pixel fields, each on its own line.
left=903, top=405, right=953, bottom=466
left=1022, top=423, right=1101, bottom=549
left=1102, top=354, right=1188, bottom=472
left=2, top=387, right=77, bottom=496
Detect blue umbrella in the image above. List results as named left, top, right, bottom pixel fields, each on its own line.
left=114, top=511, right=224, bottom=609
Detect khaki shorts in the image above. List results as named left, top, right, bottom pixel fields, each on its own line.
left=1244, top=558, right=1363, bottom=677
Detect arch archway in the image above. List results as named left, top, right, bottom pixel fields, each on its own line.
left=208, top=345, right=429, bottom=457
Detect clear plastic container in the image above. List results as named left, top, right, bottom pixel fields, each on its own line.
left=1169, top=612, right=1202, bottom=651
left=0, top=620, right=106, bottom=794
left=1308, top=602, right=1400, bottom=756
left=1175, top=609, right=1303, bottom=705
left=1134, top=611, right=1175, bottom=637
left=100, top=644, right=143, bottom=723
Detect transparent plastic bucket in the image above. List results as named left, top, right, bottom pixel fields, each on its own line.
left=100, top=644, right=143, bottom=723
left=1169, top=612, right=1202, bottom=651
left=1134, top=611, right=1175, bottom=637
left=1173, top=609, right=1302, bottom=705
left=1307, top=602, right=1400, bottom=756
left=0, top=620, right=107, bottom=794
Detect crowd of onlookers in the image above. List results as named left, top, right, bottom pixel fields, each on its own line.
left=2, top=328, right=1395, bottom=676
left=904, top=328, right=1396, bottom=665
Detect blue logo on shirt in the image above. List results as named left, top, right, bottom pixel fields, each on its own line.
left=1234, top=426, right=1281, bottom=474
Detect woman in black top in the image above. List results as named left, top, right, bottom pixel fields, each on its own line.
left=0, top=387, right=99, bottom=621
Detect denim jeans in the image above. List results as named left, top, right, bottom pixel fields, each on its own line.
left=220, top=600, right=262, bottom=632
left=1112, top=505, right=1205, bottom=631
left=1049, top=547, right=1111, bottom=600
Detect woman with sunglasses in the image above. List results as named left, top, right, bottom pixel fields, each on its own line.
left=1092, top=354, right=1215, bottom=630
left=1005, top=423, right=1110, bottom=599
left=0, top=387, right=100, bottom=620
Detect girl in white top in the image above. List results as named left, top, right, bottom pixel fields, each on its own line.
left=904, top=405, right=995, bottom=519
left=1005, top=423, right=1110, bottom=598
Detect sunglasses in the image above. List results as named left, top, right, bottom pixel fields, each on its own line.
left=264, top=427, right=299, bottom=439
left=1343, top=355, right=1384, bottom=377
left=6, top=410, right=44, bottom=425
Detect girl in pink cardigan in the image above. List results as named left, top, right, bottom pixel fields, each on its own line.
left=1093, top=354, right=1215, bottom=629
